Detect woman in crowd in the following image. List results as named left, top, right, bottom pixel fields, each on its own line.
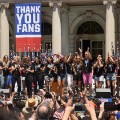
left=11, top=56, right=21, bottom=95
left=2, top=55, right=11, bottom=89
left=93, top=54, right=105, bottom=88
left=33, top=57, right=45, bottom=92
left=106, top=53, right=117, bottom=96
left=46, top=56, right=56, bottom=91
left=0, top=59, right=4, bottom=88
left=20, top=57, right=30, bottom=94
left=82, top=48, right=93, bottom=95
left=73, top=53, right=83, bottom=91
left=25, top=57, right=34, bottom=98
left=55, top=54, right=66, bottom=89
left=66, top=53, right=74, bottom=87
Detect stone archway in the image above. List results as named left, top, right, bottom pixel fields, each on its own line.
left=69, top=13, right=105, bottom=58
left=69, top=13, right=105, bottom=34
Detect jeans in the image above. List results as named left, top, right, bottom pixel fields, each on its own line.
left=12, top=76, right=21, bottom=93
left=3, top=75, right=10, bottom=89
left=0, top=75, right=4, bottom=88
left=26, top=75, right=33, bottom=98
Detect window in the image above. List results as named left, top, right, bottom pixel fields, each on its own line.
left=77, top=21, right=104, bottom=34
left=92, top=41, right=103, bottom=60
left=42, top=22, right=52, bottom=35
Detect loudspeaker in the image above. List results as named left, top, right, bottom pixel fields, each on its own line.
left=95, top=88, right=111, bottom=98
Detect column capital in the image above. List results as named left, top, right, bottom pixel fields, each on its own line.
left=103, top=0, right=117, bottom=5
left=49, top=0, right=62, bottom=7
left=61, top=4, right=69, bottom=12
left=0, top=3, right=9, bottom=8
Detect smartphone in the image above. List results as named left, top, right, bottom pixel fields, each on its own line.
left=74, top=104, right=85, bottom=112
left=104, top=102, right=116, bottom=111
left=44, top=92, right=52, bottom=99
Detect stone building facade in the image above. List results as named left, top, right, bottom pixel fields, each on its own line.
left=0, top=0, right=120, bottom=60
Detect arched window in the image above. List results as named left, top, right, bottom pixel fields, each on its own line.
left=77, top=21, right=104, bottom=34
left=42, top=22, right=52, bottom=35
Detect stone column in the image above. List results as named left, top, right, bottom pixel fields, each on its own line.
left=49, top=1, right=62, bottom=54
left=103, top=0, right=117, bottom=58
left=61, top=7, right=69, bottom=56
left=0, top=3, right=9, bottom=58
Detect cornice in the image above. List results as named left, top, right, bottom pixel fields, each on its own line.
left=0, top=3, right=9, bottom=8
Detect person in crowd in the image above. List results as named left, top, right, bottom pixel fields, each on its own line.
left=0, top=59, right=4, bottom=88
left=25, top=58, right=34, bottom=98
left=82, top=48, right=93, bottom=95
left=73, top=51, right=83, bottom=91
left=106, top=53, right=117, bottom=96
left=33, top=57, right=45, bottom=92
left=20, top=57, right=29, bottom=94
left=66, top=53, right=74, bottom=87
left=93, top=54, right=105, bottom=88
left=45, top=56, right=56, bottom=91
left=11, top=56, right=21, bottom=95
left=2, top=55, right=11, bottom=89
left=116, top=57, right=120, bottom=97
left=37, top=102, right=51, bottom=120
left=55, top=54, right=66, bottom=90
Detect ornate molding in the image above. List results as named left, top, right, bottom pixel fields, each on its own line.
left=0, top=3, right=9, bottom=8
left=49, top=0, right=62, bottom=7
left=103, top=0, right=117, bottom=5
left=61, top=3, right=69, bottom=12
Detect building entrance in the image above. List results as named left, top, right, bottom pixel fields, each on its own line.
left=76, top=21, right=104, bottom=60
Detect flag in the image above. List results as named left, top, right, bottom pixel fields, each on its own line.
left=32, top=44, right=36, bottom=61
left=24, top=44, right=27, bottom=57
left=53, top=110, right=65, bottom=120
left=15, top=3, right=42, bottom=52
left=28, top=45, right=30, bottom=58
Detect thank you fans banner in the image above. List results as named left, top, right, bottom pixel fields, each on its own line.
left=15, top=3, right=42, bottom=52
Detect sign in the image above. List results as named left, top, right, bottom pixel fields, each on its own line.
left=15, top=3, right=42, bottom=52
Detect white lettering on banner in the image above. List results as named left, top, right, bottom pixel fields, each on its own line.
left=16, top=6, right=41, bottom=14
left=16, top=14, right=40, bottom=24
left=17, top=24, right=22, bottom=32
left=25, top=14, right=31, bottom=23
left=16, top=6, right=21, bottom=13
left=16, top=12, right=41, bottom=33
left=17, top=24, right=40, bottom=33
left=33, top=14, right=40, bottom=23
left=16, top=14, right=23, bottom=24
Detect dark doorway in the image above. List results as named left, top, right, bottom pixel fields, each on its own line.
left=82, top=40, right=90, bottom=57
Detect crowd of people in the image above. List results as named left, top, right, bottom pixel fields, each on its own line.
left=0, top=87, right=120, bottom=120
left=0, top=47, right=120, bottom=119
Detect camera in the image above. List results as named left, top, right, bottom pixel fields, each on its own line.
left=74, top=104, right=85, bottom=112
left=104, top=102, right=120, bottom=111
